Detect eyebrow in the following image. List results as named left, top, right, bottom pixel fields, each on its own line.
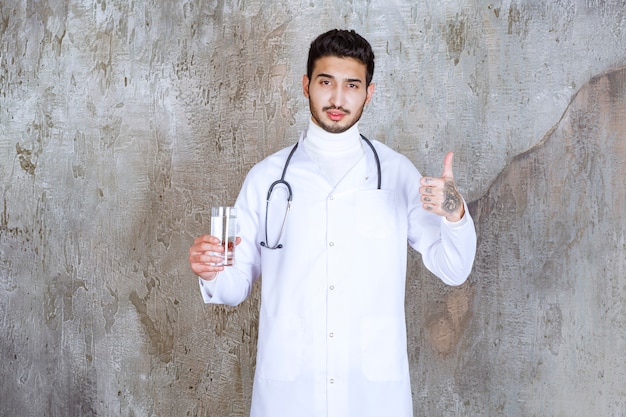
left=316, top=73, right=363, bottom=84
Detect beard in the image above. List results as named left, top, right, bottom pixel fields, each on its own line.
left=309, top=101, right=366, bottom=134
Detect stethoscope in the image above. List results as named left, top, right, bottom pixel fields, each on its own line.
left=260, top=134, right=381, bottom=249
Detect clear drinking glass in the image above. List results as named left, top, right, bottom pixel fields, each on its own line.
left=210, top=206, right=237, bottom=266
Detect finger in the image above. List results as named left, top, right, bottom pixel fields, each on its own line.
left=442, top=151, right=454, bottom=180
left=420, top=176, right=433, bottom=186
left=192, top=262, right=224, bottom=275
left=419, top=182, right=444, bottom=197
left=190, top=251, right=225, bottom=269
left=192, top=235, right=223, bottom=251
left=193, top=234, right=217, bottom=245
left=190, top=250, right=219, bottom=262
left=189, top=243, right=212, bottom=256
left=190, top=242, right=225, bottom=259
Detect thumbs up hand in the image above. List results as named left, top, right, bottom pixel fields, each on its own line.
left=419, top=151, right=465, bottom=222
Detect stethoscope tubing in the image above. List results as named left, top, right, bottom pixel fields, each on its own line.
left=261, top=134, right=381, bottom=249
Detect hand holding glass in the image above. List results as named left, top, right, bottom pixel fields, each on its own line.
left=210, top=206, right=237, bottom=266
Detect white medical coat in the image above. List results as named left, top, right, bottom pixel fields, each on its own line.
left=200, top=132, right=477, bottom=417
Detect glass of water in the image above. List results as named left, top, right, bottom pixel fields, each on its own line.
left=210, top=206, right=237, bottom=266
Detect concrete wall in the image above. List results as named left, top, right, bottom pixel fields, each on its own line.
left=1, top=0, right=624, bottom=415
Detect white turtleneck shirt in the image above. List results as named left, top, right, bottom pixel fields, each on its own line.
left=303, top=119, right=365, bottom=186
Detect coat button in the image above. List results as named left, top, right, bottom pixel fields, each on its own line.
left=329, top=242, right=334, bottom=247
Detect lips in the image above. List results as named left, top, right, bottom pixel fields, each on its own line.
left=324, top=106, right=349, bottom=122
left=327, top=110, right=346, bottom=121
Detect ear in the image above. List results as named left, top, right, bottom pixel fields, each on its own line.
left=302, top=74, right=310, bottom=98
left=365, top=83, right=375, bottom=105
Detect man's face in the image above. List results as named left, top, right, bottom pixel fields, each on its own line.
left=303, top=56, right=375, bottom=134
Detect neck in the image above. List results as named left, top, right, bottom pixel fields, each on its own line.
left=304, top=119, right=362, bottom=155
left=303, top=119, right=365, bottom=185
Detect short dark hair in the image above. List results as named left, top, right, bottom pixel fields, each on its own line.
left=307, top=29, right=375, bottom=86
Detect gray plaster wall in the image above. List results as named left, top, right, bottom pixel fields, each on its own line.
left=0, top=0, right=624, bottom=416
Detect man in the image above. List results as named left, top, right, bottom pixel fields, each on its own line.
left=189, top=29, right=476, bottom=417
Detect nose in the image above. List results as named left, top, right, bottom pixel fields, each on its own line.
left=329, top=85, right=345, bottom=108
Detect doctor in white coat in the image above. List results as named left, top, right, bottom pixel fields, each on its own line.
left=189, top=29, right=477, bottom=417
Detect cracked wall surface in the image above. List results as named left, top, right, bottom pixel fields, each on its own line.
left=1, top=1, right=625, bottom=416
left=407, top=66, right=626, bottom=416
left=466, top=67, right=626, bottom=416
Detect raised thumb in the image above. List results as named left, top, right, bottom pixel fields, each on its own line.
left=442, top=151, right=455, bottom=179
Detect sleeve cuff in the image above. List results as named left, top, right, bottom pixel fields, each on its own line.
left=442, top=201, right=471, bottom=228
left=198, top=275, right=218, bottom=302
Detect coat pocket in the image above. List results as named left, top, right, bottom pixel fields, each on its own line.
left=360, top=316, right=408, bottom=381
left=354, top=190, right=396, bottom=240
left=256, top=315, right=303, bottom=381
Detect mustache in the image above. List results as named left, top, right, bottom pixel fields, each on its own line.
left=322, top=105, right=351, bottom=114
